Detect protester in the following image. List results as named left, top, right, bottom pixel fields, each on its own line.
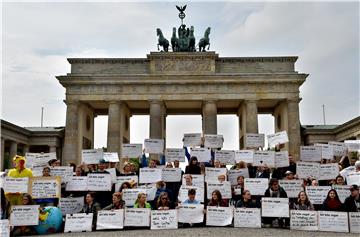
left=103, top=192, right=125, bottom=210
left=81, top=192, right=101, bottom=230
left=134, top=193, right=151, bottom=208
left=284, top=170, right=295, bottom=180
left=235, top=190, right=257, bottom=208
left=292, top=191, right=315, bottom=210
left=322, top=189, right=343, bottom=211
left=334, top=175, right=345, bottom=185
left=208, top=190, right=228, bottom=207
left=12, top=193, right=36, bottom=236
left=1, top=188, right=10, bottom=219
left=182, top=189, right=200, bottom=204
left=255, top=165, right=270, bottom=178
left=48, top=159, right=61, bottom=167
left=120, top=162, right=136, bottom=176
left=42, top=167, right=51, bottom=177
left=75, top=165, right=85, bottom=176
left=185, top=157, right=201, bottom=174
left=156, top=192, right=175, bottom=210
left=184, top=174, right=193, bottom=186
left=344, top=184, right=360, bottom=212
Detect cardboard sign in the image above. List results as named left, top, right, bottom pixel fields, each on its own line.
left=50, top=166, right=73, bottom=182
left=144, top=139, right=164, bottom=154
left=315, top=144, right=334, bottom=160
left=234, top=150, right=254, bottom=164
left=215, top=150, right=235, bottom=164
left=183, top=133, right=202, bottom=147
left=234, top=208, right=261, bottom=228
left=333, top=185, right=351, bottom=203
left=347, top=172, right=360, bottom=186
left=305, top=186, right=331, bottom=205
left=65, top=176, right=88, bottom=191
left=296, top=162, right=320, bottom=179
left=58, top=197, right=84, bottom=215
left=25, top=152, right=56, bottom=168
left=300, top=146, right=322, bottom=162
left=162, top=168, right=182, bottom=182
left=0, top=219, right=10, bottom=237
left=190, top=148, right=211, bottom=162
left=178, top=204, right=204, bottom=223
left=10, top=205, right=40, bottom=226
left=205, top=167, right=227, bottom=182
left=103, top=152, right=119, bottom=162
left=206, top=181, right=232, bottom=199
left=4, top=177, right=28, bottom=193
left=318, top=211, right=349, bottom=233
left=290, top=210, right=318, bottom=231
left=319, top=163, right=339, bottom=180
left=121, top=144, right=142, bottom=158
left=87, top=173, right=112, bottom=191
left=151, top=210, right=178, bottom=230
left=206, top=206, right=233, bottom=226
left=124, top=208, right=150, bottom=227
left=82, top=149, right=103, bottom=164
left=245, top=133, right=265, bottom=148
left=96, top=210, right=124, bottom=230
left=244, top=178, right=268, bottom=196
left=64, top=213, right=93, bottom=233
left=139, top=168, right=162, bottom=184
left=182, top=174, right=205, bottom=188
left=178, top=185, right=204, bottom=203
left=165, top=148, right=185, bottom=163
left=261, top=198, right=289, bottom=218
left=279, top=180, right=304, bottom=198
left=349, top=212, right=360, bottom=234
left=328, top=141, right=347, bottom=156
left=204, top=134, right=223, bottom=148
left=267, top=131, right=289, bottom=147
left=228, top=169, right=249, bottom=186
left=253, top=151, right=275, bottom=167
left=29, top=176, right=61, bottom=198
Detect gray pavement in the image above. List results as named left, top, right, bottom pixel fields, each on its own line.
left=42, top=227, right=358, bottom=237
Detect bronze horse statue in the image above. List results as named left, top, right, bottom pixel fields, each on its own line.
left=198, top=27, right=211, bottom=52
left=171, top=27, right=179, bottom=52
left=157, top=28, right=169, bottom=52
left=188, top=26, right=196, bottom=52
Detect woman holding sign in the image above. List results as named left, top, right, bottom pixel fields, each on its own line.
left=103, top=192, right=125, bottom=210
left=185, top=157, right=201, bottom=175
left=156, top=192, right=175, bottom=210
left=11, top=193, right=36, bottom=236
left=292, top=191, right=314, bottom=210
left=208, top=190, right=228, bottom=207
left=134, top=193, right=151, bottom=209
left=322, top=189, right=343, bottom=211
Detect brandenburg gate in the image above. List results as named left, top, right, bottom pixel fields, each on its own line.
left=57, top=52, right=307, bottom=165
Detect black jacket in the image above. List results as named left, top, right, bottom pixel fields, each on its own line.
left=264, top=187, right=288, bottom=198
left=344, top=195, right=359, bottom=212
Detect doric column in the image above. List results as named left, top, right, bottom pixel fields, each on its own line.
left=107, top=101, right=122, bottom=154
left=9, top=141, right=18, bottom=161
left=202, top=100, right=217, bottom=135
left=287, top=98, right=301, bottom=161
left=149, top=101, right=166, bottom=160
left=1, top=138, right=5, bottom=171
left=62, top=101, right=80, bottom=165
left=245, top=100, right=258, bottom=134
left=49, top=146, right=57, bottom=153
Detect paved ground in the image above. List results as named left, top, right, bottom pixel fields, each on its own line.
left=42, top=227, right=358, bottom=237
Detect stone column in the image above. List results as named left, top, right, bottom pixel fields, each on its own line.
left=9, top=141, right=18, bottom=159
left=107, top=101, right=122, bottom=154
left=0, top=138, right=4, bottom=171
left=287, top=99, right=301, bottom=161
left=149, top=100, right=166, bottom=160
left=62, top=101, right=80, bottom=165
left=202, top=101, right=217, bottom=135
left=245, top=100, right=258, bottom=134
left=49, top=146, right=57, bottom=153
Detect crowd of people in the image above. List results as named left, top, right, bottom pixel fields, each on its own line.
left=1, top=142, right=360, bottom=235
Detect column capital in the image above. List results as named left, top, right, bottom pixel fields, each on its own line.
left=287, top=97, right=302, bottom=103
left=108, top=100, right=123, bottom=105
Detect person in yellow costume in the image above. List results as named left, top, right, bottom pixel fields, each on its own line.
left=6, top=155, right=33, bottom=206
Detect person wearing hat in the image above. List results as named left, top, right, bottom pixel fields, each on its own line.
left=284, top=170, right=295, bottom=180
left=344, top=184, right=360, bottom=212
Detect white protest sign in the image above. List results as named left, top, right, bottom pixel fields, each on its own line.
left=234, top=150, right=254, bottom=164
left=151, top=210, right=178, bottom=230
left=215, top=150, right=235, bottom=165
left=275, top=151, right=290, bottom=168
left=328, top=141, right=347, bottom=156
left=183, top=133, right=202, bottom=147
left=315, top=144, right=334, bottom=160
left=190, top=148, right=211, bottom=162
left=144, top=139, right=164, bottom=154
left=349, top=212, right=360, bottom=234
left=245, top=133, right=265, bottom=148
left=234, top=208, right=261, bottom=228
left=333, top=185, right=351, bottom=203
left=345, top=140, right=360, bottom=152
left=29, top=176, right=61, bottom=198
left=244, top=178, right=268, bottom=196
left=206, top=181, right=232, bottom=199
left=318, top=211, right=349, bottom=233
left=182, top=174, right=205, bottom=188
left=300, top=146, right=322, bottom=162
left=205, top=167, right=227, bottom=182
left=58, top=197, right=84, bottom=215
left=25, top=152, right=56, bottom=168
left=123, top=189, right=142, bottom=206
left=340, top=166, right=356, bottom=180
left=87, top=173, right=112, bottom=191
left=82, top=149, right=103, bottom=164
left=64, top=213, right=93, bottom=233
left=124, top=208, right=150, bottom=227
left=50, top=166, right=73, bottom=182
left=103, top=152, right=119, bottom=162
left=139, top=168, right=162, bottom=183
left=31, top=167, right=44, bottom=177
left=96, top=209, right=124, bottom=230
left=165, top=148, right=185, bottom=163
left=121, top=144, right=142, bottom=158
left=10, top=205, right=40, bottom=226
left=114, top=176, right=138, bottom=192
left=162, top=168, right=182, bottom=182
left=279, top=180, right=304, bottom=198
left=267, top=131, right=289, bottom=147
left=296, top=162, right=320, bottom=179
left=4, top=177, right=28, bottom=193
left=290, top=210, right=318, bottom=231
left=206, top=206, right=233, bottom=226
left=228, top=169, right=249, bottom=186
left=305, top=186, right=331, bottom=205
left=65, top=176, right=88, bottom=191
left=261, top=198, right=289, bottom=218
left=204, top=134, right=223, bottom=149
left=178, top=185, right=204, bottom=203
left=319, top=163, right=339, bottom=180
left=105, top=168, right=117, bottom=183
left=178, top=204, right=204, bottom=223
left=253, top=151, right=275, bottom=168
left=0, top=219, right=10, bottom=237
left=346, top=172, right=360, bottom=186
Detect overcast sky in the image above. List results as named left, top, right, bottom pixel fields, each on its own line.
left=2, top=1, right=359, bottom=150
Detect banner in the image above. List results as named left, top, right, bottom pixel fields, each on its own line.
left=305, top=186, right=331, bottom=205
left=87, top=173, right=112, bottom=191
left=165, top=148, right=185, bottom=163
left=190, top=148, right=211, bottom=162
left=214, top=150, right=235, bottom=165
left=103, top=152, right=119, bottom=162
left=64, top=213, right=93, bottom=233
left=182, top=174, right=205, bottom=188
left=96, top=210, right=124, bottom=230
left=10, top=205, right=40, bottom=226
left=82, top=149, right=103, bottom=164
left=234, top=150, right=254, bottom=164
left=29, top=176, right=61, bottom=198
left=315, top=144, right=334, bottom=160
left=279, top=180, right=303, bottom=198
left=50, top=166, right=73, bottom=182
left=244, top=178, right=268, bottom=196
left=144, top=139, right=164, bottom=154
left=267, top=131, right=289, bottom=147
left=124, top=208, right=151, bottom=227
left=204, top=134, right=223, bottom=148
left=228, top=169, right=249, bottom=186
left=245, top=133, right=265, bottom=148
left=275, top=151, right=289, bottom=168
left=58, top=197, right=84, bottom=215
left=206, top=206, right=233, bottom=226
left=206, top=181, right=232, bottom=199
left=183, top=133, right=202, bottom=147
left=178, top=204, right=204, bottom=223
left=121, top=144, right=142, bottom=158
left=300, top=146, right=322, bottom=162
left=139, top=168, right=162, bottom=184
left=234, top=208, right=261, bottom=228
left=4, top=177, right=28, bottom=193
left=318, top=211, right=349, bottom=233
left=349, top=212, right=360, bottom=234
left=178, top=186, right=204, bottom=203
left=319, top=163, right=339, bottom=180
left=290, top=210, right=318, bottom=231
left=162, top=168, right=182, bottom=182
left=0, top=220, right=10, bottom=237
left=261, top=198, right=289, bottom=218
left=205, top=167, right=227, bottom=182
left=65, top=176, right=88, bottom=191
left=114, top=176, right=138, bottom=192
left=253, top=151, right=275, bottom=168
left=151, top=210, right=178, bottom=230
left=296, top=162, right=320, bottom=179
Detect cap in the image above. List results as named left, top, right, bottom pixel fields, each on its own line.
left=350, top=184, right=359, bottom=191
left=285, top=170, right=294, bottom=175
left=99, top=159, right=107, bottom=164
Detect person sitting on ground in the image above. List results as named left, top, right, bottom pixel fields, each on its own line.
left=292, top=191, right=315, bottom=210
left=344, top=184, right=359, bottom=212
left=134, top=192, right=151, bottom=208
left=81, top=192, right=101, bottom=230
left=208, top=190, right=228, bottom=207
left=322, top=189, right=343, bottom=212
left=235, top=190, right=257, bottom=208
left=103, top=192, right=125, bottom=210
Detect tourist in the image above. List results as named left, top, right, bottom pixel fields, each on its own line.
left=134, top=193, right=151, bottom=208
left=156, top=192, right=175, bottom=210
left=292, top=191, right=315, bottom=210
left=322, top=189, right=343, bottom=211
left=81, top=192, right=101, bottom=230
left=344, top=185, right=360, bottom=212
left=208, top=190, right=228, bottom=207
left=103, top=192, right=125, bottom=210
left=182, top=189, right=200, bottom=204
left=235, top=190, right=257, bottom=208
left=185, top=157, right=201, bottom=174
left=12, top=193, right=36, bottom=236
left=42, top=167, right=51, bottom=177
